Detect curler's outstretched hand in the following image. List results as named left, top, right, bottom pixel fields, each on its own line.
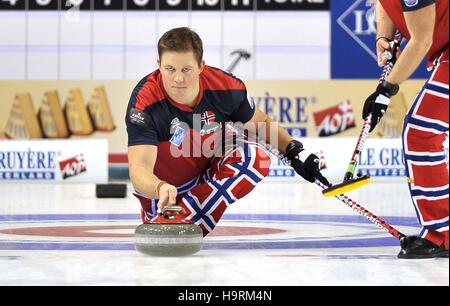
left=284, top=140, right=330, bottom=186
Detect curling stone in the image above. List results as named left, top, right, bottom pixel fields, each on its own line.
left=134, top=206, right=203, bottom=257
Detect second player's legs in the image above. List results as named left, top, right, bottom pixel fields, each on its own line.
left=402, top=59, right=449, bottom=249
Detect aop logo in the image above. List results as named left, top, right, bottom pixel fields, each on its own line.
left=337, top=0, right=378, bottom=61
left=313, top=101, right=356, bottom=137
left=59, top=154, right=87, bottom=180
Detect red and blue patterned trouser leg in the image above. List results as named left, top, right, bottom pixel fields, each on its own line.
left=403, top=53, right=449, bottom=249
left=135, top=140, right=271, bottom=236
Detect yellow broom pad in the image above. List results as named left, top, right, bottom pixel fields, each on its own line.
left=322, top=176, right=371, bottom=197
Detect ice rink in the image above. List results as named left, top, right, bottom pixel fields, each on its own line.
left=0, top=180, right=448, bottom=286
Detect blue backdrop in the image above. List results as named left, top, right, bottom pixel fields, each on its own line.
left=331, top=0, right=428, bottom=79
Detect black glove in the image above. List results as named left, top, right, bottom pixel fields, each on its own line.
left=362, top=81, right=399, bottom=132
left=284, top=140, right=330, bottom=186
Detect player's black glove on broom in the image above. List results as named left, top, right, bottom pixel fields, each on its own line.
left=284, top=140, right=330, bottom=186
left=362, top=81, right=399, bottom=132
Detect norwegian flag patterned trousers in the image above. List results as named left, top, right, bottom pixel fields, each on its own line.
left=403, top=51, right=449, bottom=249
left=134, top=139, right=271, bottom=236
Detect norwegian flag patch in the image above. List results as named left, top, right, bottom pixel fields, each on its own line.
left=201, top=111, right=216, bottom=126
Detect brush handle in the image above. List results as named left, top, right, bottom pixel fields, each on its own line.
left=343, top=115, right=372, bottom=181
left=344, top=32, right=402, bottom=181
left=257, top=139, right=406, bottom=240
left=316, top=181, right=406, bottom=240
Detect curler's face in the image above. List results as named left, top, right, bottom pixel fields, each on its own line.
left=158, top=51, right=205, bottom=106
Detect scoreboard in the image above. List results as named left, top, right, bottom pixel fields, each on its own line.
left=0, top=0, right=329, bottom=11
left=0, top=0, right=331, bottom=80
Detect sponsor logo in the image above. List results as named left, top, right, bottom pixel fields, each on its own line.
left=313, top=101, right=356, bottom=137
left=253, top=92, right=314, bottom=137
left=359, top=146, right=405, bottom=177
left=268, top=168, right=296, bottom=177
left=0, top=150, right=57, bottom=180
left=170, top=117, right=183, bottom=133
left=285, top=128, right=307, bottom=138
left=59, top=154, right=87, bottom=180
left=171, top=117, right=181, bottom=128
left=359, top=139, right=448, bottom=177
left=200, top=123, right=221, bottom=137
left=170, top=126, right=187, bottom=147
left=403, top=0, right=419, bottom=8
left=129, top=108, right=147, bottom=126
left=337, top=0, right=378, bottom=61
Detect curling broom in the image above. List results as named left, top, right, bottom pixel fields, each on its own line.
left=322, top=32, right=403, bottom=197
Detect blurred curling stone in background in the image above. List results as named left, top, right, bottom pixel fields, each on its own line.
left=96, top=183, right=128, bottom=198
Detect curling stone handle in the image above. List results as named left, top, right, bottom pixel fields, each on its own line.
left=164, top=206, right=183, bottom=213
left=157, top=205, right=184, bottom=216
